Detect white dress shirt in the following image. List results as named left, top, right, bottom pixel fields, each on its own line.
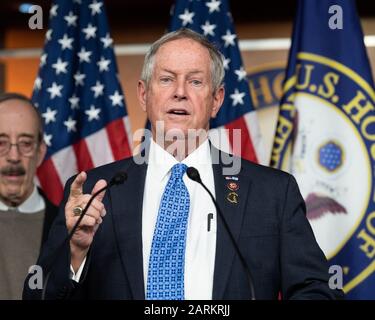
left=142, top=139, right=217, bottom=300
left=0, top=185, right=45, bottom=213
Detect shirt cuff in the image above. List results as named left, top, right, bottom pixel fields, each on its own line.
left=70, top=257, right=87, bottom=283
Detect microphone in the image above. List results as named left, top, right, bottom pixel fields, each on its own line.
left=186, top=167, right=256, bottom=300
left=41, top=171, right=127, bottom=300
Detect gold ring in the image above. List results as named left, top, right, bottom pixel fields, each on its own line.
left=73, top=206, right=83, bottom=216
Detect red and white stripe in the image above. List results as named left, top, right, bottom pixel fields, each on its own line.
left=37, top=116, right=132, bottom=205
left=209, top=111, right=266, bottom=165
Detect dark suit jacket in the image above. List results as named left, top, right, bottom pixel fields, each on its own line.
left=23, top=150, right=344, bottom=300
left=38, top=187, right=59, bottom=247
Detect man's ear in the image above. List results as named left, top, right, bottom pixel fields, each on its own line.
left=137, top=80, right=147, bottom=112
left=36, top=141, right=47, bottom=167
left=211, top=86, right=225, bottom=118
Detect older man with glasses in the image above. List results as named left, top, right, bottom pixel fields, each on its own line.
left=0, top=93, right=58, bottom=300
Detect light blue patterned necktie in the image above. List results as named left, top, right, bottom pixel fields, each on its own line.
left=146, top=163, right=190, bottom=300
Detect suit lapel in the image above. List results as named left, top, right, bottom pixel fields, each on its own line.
left=211, top=152, right=252, bottom=299
left=109, top=158, right=147, bottom=299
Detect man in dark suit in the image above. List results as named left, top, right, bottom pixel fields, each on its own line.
left=23, top=29, right=343, bottom=300
left=0, top=93, right=58, bottom=299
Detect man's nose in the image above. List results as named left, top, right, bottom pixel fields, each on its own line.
left=174, top=79, right=187, bottom=100
left=6, top=144, right=21, bottom=162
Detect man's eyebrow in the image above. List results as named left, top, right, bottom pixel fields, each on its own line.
left=159, top=69, right=204, bottom=76
left=187, top=70, right=204, bottom=76
left=159, top=68, right=175, bottom=75
left=0, top=133, right=36, bottom=140
left=18, top=134, right=36, bottom=139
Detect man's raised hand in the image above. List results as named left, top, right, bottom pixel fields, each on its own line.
left=65, top=172, right=107, bottom=271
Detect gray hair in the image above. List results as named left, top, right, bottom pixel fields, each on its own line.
left=141, top=28, right=225, bottom=93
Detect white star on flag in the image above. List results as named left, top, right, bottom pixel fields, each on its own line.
left=234, top=66, right=247, bottom=81
left=85, top=105, right=101, bottom=121
left=109, top=90, right=123, bottom=107
left=42, top=107, right=58, bottom=124
left=44, top=133, right=52, bottom=147
left=34, top=77, right=42, bottom=91
left=97, top=56, right=111, bottom=72
left=64, top=117, right=77, bottom=132
left=89, top=0, right=103, bottom=16
left=40, top=53, right=47, bottom=67
left=74, top=71, right=86, bottom=86
left=45, top=29, right=53, bottom=42
left=221, top=30, right=236, bottom=47
left=91, top=81, right=104, bottom=98
left=206, top=0, right=221, bottom=13
left=179, top=9, right=195, bottom=26
left=69, top=94, right=80, bottom=109
left=100, top=33, right=113, bottom=48
left=47, top=82, right=63, bottom=99
left=201, top=21, right=216, bottom=36
left=58, top=34, right=74, bottom=50
left=230, top=88, right=245, bottom=106
left=77, top=47, right=92, bottom=63
left=82, top=23, right=97, bottom=39
left=52, top=58, right=68, bottom=75
left=223, top=57, right=230, bottom=70
left=64, top=11, right=78, bottom=26
left=50, top=4, right=58, bottom=17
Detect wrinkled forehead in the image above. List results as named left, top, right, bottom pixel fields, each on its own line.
left=0, top=99, right=40, bottom=137
left=154, top=38, right=212, bottom=70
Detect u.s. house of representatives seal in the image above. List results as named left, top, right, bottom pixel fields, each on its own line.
left=272, top=52, right=375, bottom=295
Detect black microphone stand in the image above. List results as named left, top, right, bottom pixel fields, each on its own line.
left=187, top=167, right=256, bottom=300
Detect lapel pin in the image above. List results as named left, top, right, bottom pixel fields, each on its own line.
left=227, top=192, right=239, bottom=204
left=227, top=181, right=239, bottom=191
left=225, top=176, right=238, bottom=181
left=225, top=176, right=239, bottom=181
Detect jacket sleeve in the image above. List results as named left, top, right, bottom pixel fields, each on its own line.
left=22, top=176, right=90, bottom=300
left=280, top=175, right=344, bottom=300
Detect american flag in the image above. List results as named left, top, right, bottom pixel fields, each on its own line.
left=170, top=0, right=264, bottom=163
left=32, top=0, right=132, bottom=205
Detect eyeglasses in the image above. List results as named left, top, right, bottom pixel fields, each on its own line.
left=0, top=139, right=37, bottom=157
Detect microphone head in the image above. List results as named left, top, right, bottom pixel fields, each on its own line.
left=186, top=167, right=201, bottom=183
left=110, top=172, right=127, bottom=185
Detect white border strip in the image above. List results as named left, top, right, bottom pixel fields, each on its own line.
left=239, top=38, right=291, bottom=51
left=0, top=36, right=374, bottom=58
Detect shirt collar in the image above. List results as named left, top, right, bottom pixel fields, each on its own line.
left=0, top=185, right=45, bottom=213
left=148, top=138, right=212, bottom=182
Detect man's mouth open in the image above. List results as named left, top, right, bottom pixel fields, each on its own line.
left=167, top=108, right=190, bottom=116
